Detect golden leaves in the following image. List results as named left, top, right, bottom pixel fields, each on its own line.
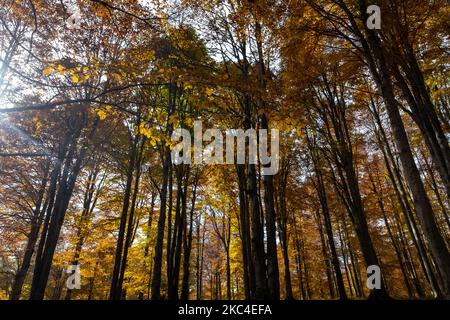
left=205, top=87, right=214, bottom=96
left=113, top=73, right=122, bottom=82
left=42, top=62, right=93, bottom=85
left=42, top=68, right=52, bottom=77
left=138, top=123, right=152, bottom=139
left=97, top=109, right=107, bottom=120
left=72, top=74, right=80, bottom=83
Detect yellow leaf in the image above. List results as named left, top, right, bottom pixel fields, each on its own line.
left=97, top=109, right=107, bottom=120
left=72, top=74, right=79, bottom=83
left=43, top=68, right=52, bottom=77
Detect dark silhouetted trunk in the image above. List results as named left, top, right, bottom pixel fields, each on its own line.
left=10, top=162, right=50, bottom=300
left=30, top=114, right=99, bottom=300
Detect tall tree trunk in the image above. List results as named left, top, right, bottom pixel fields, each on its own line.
left=236, top=164, right=253, bottom=299
left=116, top=137, right=145, bottom=299
left=276, top=172, right=294, bottom=300
left=356, top=0, right=450, bottom=297
left=370, top=99, right=441, bottom=297
left=10, top=162, right=50, bottom=300
left=368, top=169, right=414, bottom=298
left=181, top=178, right=198, bottom=299
left=310, top=76, right=389, bottom=298
left=66, top=167, right=103, bottom=300
left=260, top=113, right=280, bottom=300
left=109, top=133, right=138, bottom=300
left=151, top=82, right=176, bottom=300
left=30, top=132, right=72, bottom=299
left=151, top=146, right=171, bottom=300
left=307, top=133, right=347, bottom=300
left=242, top=93, right=267, bottom=299
left=138, top=193, right=156, bottom=300
left=30, top=114, right=99, bottom=300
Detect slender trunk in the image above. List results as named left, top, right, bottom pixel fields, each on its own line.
left=30, top=115, right=99, bottom=300
left=275, top=168, right=294, bottom=299
left=109, top=134, right=138, bottom=300
left=181, top=179, right=198, bottom=299
left=138, top=193, right=156, bottom=300
left=368, top=170, right=414, bottom=298
left=260, top=114, right=280, bottom=300
left=10, top=163, right=50, bottom=300
left=151, top=147, right=171, bottom=300
left=307, top=133, right=348, bottom=300
left=358, top=1, right=450, bottom=297
left=370, top=101, right=441, bottom=297
left=236, top=164, right=253, bottom=299
left=151, top=83, right=176, bottom=300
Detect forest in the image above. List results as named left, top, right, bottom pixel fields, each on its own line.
left=0, top=0, right=449, bottom=301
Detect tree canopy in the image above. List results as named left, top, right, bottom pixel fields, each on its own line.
left=0, top=0, right=449, bottom=300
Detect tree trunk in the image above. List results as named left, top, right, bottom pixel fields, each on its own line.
left=109, top=133, right=138, bottom=300
left=10, top=162, right=50, bottom=300
left=357, top=0, right=450, bottom=297
left=181, top=177, right=198, bottom=299
left=30, top=114, right=99, bottom=300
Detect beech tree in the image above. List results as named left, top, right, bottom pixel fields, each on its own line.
left=0, top=0, right=448, bottom=301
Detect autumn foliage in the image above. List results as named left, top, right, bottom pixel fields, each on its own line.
left=0, top=0, right=449, bottom=300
